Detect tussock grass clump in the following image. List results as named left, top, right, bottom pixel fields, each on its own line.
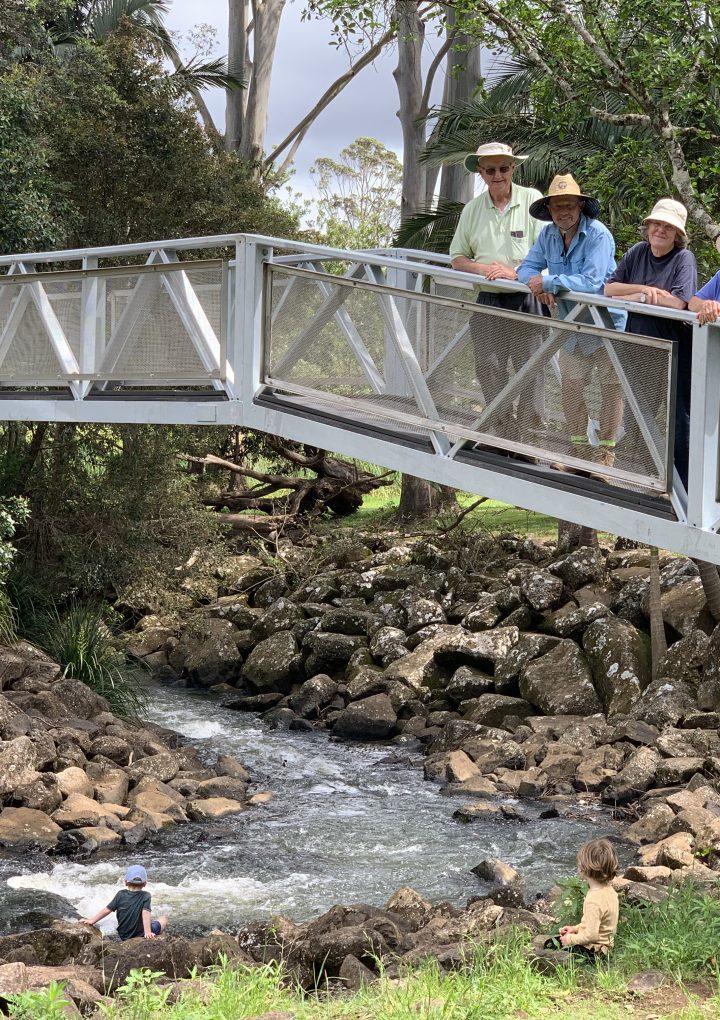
left=32, top=602, right=147, bottom=718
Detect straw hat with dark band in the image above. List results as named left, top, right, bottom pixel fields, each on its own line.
left=463, top=141, right=527, bottom=173
left=529, top=174, right=600, bottom=221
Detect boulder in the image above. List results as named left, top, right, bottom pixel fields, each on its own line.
left=0, top=807, right=61, bottom=846
left=463, top=694, right=533, bottom=727
left=550, top=602, right=610, bottom=638
left=12, top=774, right=62, bottom=814
left=98, top=935, right=197, bottom=994
left=0, top=737, right=40, bottom=797
left=471, top=858, right=525, bottom=907
left=126, top=752, right=181, bottom=786
left=582, top=617, right=651, bottom=716
left=625, top=803, right=676, bottom=844
left=56, top=767, right=94, bottom=800
left=520, top=641, right=602, bottom=716
left=519, top=570, right=564, bottom=611
left=289, top=674, right=339, bottom=718
left=252, top=599, right=305, bottom=641
left=629, top=678, right=697, bottom=729
left=333, top=694, right=397, bottom=741
left=603, top=746, right=660, bottom=804
left=51, top=794, right=120, bottom=830
left=661, top=579, right=713, bottom=638
left=186, top=797, right=245, bottom=821
left=50, top=679, right=108, bottom=720
left=550, top=547, right=606, bottom=589
left=303, top=632, right=366, bottom=675
left=242, top=631, right=301, bottom=694
left=338, top=953, right=377, bottom=990
left=194, top=777, right=247, bottom=801
left=432, top=627, right=519, bottom=673
left=0, top=695, right=29, bottom=740
left=445, top=667, right=494, bottom=703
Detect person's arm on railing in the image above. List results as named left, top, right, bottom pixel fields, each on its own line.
left=450, top=255, right=517, bottom=280
left=604, top=281, right=686, bottom=307
left=689, top=295, right=720, bottom=324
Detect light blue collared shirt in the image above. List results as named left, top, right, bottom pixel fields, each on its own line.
left=517, top=215, right=627, bottom=352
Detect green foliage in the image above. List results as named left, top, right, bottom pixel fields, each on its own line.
left=7, top=980, right=71, bottom=1020
left=612, top=882, right=720, bottom=978
left=31, top=601, right=148, bottom=717
left=310, top=136, right=403, bottom=249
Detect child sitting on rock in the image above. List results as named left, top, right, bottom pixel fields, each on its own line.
left=551, top=838, right=619, bottom=960
left=79, top=865, right=168, bottom=940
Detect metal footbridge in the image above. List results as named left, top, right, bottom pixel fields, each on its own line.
left=0, top=233, right=719, bottom=562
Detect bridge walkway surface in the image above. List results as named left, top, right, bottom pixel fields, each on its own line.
left=0, top=234, right=719, bottom=563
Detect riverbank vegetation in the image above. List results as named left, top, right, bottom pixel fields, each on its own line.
left=10, top=884, right=720, bottom=1019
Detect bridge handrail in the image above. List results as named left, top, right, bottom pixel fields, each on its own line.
left=0, top=232, right=699, bottom=326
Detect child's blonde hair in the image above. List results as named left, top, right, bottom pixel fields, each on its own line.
left=576, top=838, right=618, bottom=884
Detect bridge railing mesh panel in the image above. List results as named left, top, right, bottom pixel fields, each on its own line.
left=264, top=264, right=674, bottom=493
left=0, top=262, right=225, bottom=385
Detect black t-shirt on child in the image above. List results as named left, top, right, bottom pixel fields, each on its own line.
left=106, top=888, right=151, bottom=940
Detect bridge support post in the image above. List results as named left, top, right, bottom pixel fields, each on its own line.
left=234, top=237, right=269, bottom=409
left=687, top=322, right=720, bottom=530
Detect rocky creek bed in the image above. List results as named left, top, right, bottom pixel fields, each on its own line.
left=2, top=529, right=720, bottom=1012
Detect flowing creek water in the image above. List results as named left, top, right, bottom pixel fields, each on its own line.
left=2, top=683, right=622, bottom=936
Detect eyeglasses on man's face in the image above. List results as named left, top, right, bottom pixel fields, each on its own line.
left=479, top=164, right=513, bottom=176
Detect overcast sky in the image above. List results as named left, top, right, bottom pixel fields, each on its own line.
left=166, top=1, right=449, bottom=200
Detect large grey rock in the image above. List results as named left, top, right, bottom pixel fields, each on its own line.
left=629, top=678, right=697, bottom=729
left=0, top=695, right=29, bottom=740
left=47, top=680, right=108, bottom=720
left=661, top=579, right=713, bottom=637
left=0, top=807, right=61, bottom=846
left=462, top=589, right=521, bottom=631
left=550, top=547, right=606, bottom=589
left=242, top=631, right=301, bottom=694
left=445, top=667, right=494, bottom=703
left=0, top=737, right=39, bottom=797
left=550, top=602, right=610, bottom=638
left=321, top=608, right=373, bottom=636
left=432, top=627, right=519, bottom=673
left=494, top=634, right=559, bottom=689
left=333, top=694, right=397, bottom=741
left=520, top=641, right=602, bottom=716
left=369, top=627, right=408, bottom=664
left=288, top=674, right=339, bottom=718
left=303, top=632, right=366, bottom=675
left=658, top=631, right=710, bottom=689
left=519, top=569, right=564, bottom=611
left=463, top=694, right=533, bottom=727
left=251, top=599, right=304, bottom=641
left=171, top=618, right=243, bottom=687
left=582, top=617, right=651, bottom=716
left=603, top=746, right=660, bottom=804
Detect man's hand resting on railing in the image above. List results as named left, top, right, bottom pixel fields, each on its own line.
left=691, top=298, right=720, bottom=325
left=484, top=262, right=518, bottom=281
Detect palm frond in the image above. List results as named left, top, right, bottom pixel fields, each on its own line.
left=395, top=201, right=464, bottom=252
left=173, top=55, right=245, bottom=92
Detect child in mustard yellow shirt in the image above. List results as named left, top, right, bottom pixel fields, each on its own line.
left=557, top=839, right=619, bottom=960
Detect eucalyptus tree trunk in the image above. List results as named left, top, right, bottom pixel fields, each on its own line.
left=437, top=9, right=481, bottom=206
left=225, top=0, right=250, bottom=152
left=648, top=546, right=667, bottom=681
left=695, top=559, right=720, bottom=622
left=393, top=2, right=436, bottom=516
left=237, top=0, right=286, bottom=165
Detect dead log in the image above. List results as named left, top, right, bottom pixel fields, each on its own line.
left=180, top=444, right=393, bottom=524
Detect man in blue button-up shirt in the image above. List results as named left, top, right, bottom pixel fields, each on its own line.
left=517, top=175, right=627, bottom=466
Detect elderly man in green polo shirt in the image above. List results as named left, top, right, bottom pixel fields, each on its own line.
left=450, top=141, right=547, bottom=439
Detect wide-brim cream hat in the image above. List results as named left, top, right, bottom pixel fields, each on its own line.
left=463, top=142, right=527, bottom=173
left=529, top=174, right=600, bottom=221
left=643, top=198, right=687, bottom=241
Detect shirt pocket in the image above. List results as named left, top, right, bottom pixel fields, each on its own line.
left=509, top=231, right=530, bottom=263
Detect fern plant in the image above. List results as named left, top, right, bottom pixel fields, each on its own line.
left=32, top=602, right=148, bottom=718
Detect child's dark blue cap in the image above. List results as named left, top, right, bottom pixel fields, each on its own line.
left=125, top=865, right=147, bottom=884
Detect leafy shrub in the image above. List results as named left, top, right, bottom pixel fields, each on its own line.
left=32, top=602, right=147, bottom=718
left=7, top=980, right=71, bottom=1019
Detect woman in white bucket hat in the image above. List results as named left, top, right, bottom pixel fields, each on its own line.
left=449, top=142, right=547, bottom=440
left=604, top=198, right=697, bottom=486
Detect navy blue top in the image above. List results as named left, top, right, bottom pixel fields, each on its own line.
left=107, top=889, right=151, bottom=940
